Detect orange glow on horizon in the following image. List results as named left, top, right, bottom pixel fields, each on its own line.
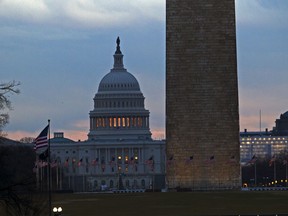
left=6, top=128, right=165, bottom=142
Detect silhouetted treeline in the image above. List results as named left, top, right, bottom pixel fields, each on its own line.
left=0, top=143, right=48, bottom=216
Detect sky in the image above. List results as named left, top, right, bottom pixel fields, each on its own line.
left=1, top=0, right=288, bottom=141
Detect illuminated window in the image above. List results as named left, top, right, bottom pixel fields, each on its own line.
left=113, top=117, right=117, bottom=127
left=109, top=118, right=113, bottom=127
left=97, top=118, right=102, bottom=127
left=126, top=117, right=130, bottom=127
left=118, top=117, right=121, bottom=127
left=122, top=117, right=126, bottom=127
left=138, top=117, right=142, bottom=127
left=133, top=117, right=137, bottom=127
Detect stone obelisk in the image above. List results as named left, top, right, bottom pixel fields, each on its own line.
left=166, top=1, right=240, bottom=190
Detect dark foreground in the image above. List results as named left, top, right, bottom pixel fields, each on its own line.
left=52, top=191, right=288, bottom=216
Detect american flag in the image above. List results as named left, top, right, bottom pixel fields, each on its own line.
left=51, top=159, right=58, bottom=168
left=34, top=125, right=49, bottom=151
left=185, top=156, right=193, bottom=165
left=110, top=156, right=116, bottom=166
left=145, top=156, right=154, bottom=171
left=91, top=158, right=99, bottom=166
left=269, top=155, right=276, bottom=167
left=64, top=157, right=69, bottom=167
left=129, top=156, right=135, bottom=165
left=78, top=158, right=83, bottom=166
left=205, top=155, right=215, bottom=164
left=247, top=155, right=257, bottom=165
left=229, top=155, right=237, bottom=164
left=166, top=155, right=174, bottom=167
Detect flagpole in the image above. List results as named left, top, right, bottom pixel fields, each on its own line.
left=254, top=162, right=257, bottom=186
left=259, top=109, right=262, bottom=134
left=285, top=161, right=288, bottom=187
left=274, top=160, right=276, bottom=186
left=48, top=119, right=52, bottom=216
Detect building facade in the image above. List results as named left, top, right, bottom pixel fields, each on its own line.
left=48, top=38, right=165, bottom=192
left=240, top=112, right=288, bottom=163
left=166, top=1, right=241, bottom=190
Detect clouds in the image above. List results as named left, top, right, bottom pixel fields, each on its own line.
left=236, top=0, right=288, bottom=28
left=0, top=0, right=165, bottom=28
left=2, top=0, right=288, bottom=141
left=0, top=0, right=51, bottom=22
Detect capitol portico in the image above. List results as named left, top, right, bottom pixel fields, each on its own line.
left=48, top=38, right=165, bottom=192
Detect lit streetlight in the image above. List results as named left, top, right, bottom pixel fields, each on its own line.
left=53, top=207, right=62, bottom=216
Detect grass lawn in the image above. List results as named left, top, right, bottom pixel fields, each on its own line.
left=52, top=191, right=288, bottom=216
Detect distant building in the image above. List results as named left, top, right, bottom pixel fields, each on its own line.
left=48, top=38, right=165, bottom=192
left=240, top=112, right=288, bottom=163
left=273, top=111, right=288, bottom=136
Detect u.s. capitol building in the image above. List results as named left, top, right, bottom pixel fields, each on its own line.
left=49, top=38, right=165, bottom=192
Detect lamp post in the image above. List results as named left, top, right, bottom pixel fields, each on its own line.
left=53, top=207, right=62, bottom=216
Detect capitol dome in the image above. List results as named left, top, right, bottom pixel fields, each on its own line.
left=98, top=71, right=140, bottom=92
left=88, top=37, right=152, bottom=141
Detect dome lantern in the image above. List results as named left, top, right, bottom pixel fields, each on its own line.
left=113, top=37, right=125, bottom=70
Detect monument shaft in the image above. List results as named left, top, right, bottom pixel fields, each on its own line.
left=166, top=0, right=240, bottom=189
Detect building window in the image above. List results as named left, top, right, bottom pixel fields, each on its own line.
left=113, top=117, right=117, bottom=127
left=138, top=117, right=142, bottom=127
left=133, top=117, right=137, bottom=127
left=133, top=180, right=138, bottom=188
left=118, top=155, right=122, bottom=164
left=125, top=155, right=129, bottom=164
left=126, top=180, right=130, bottom=188
left=141, top=179, right=145, bottom=188
left=126, top=117, right=130, bottom=127
left=109, top=118, right=113, bottom=127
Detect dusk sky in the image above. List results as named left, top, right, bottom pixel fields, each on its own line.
left=1, top=0, right=288, bottom=141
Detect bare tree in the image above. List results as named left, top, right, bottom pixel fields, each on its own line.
left=0, top=81, right=49, bottom=215
left=0, top=80, right=20, bottom=138
left=0, top=145, right=48, bottom=216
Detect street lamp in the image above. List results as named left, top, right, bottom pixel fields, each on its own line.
left=53, top=207, right=62, bottom=216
